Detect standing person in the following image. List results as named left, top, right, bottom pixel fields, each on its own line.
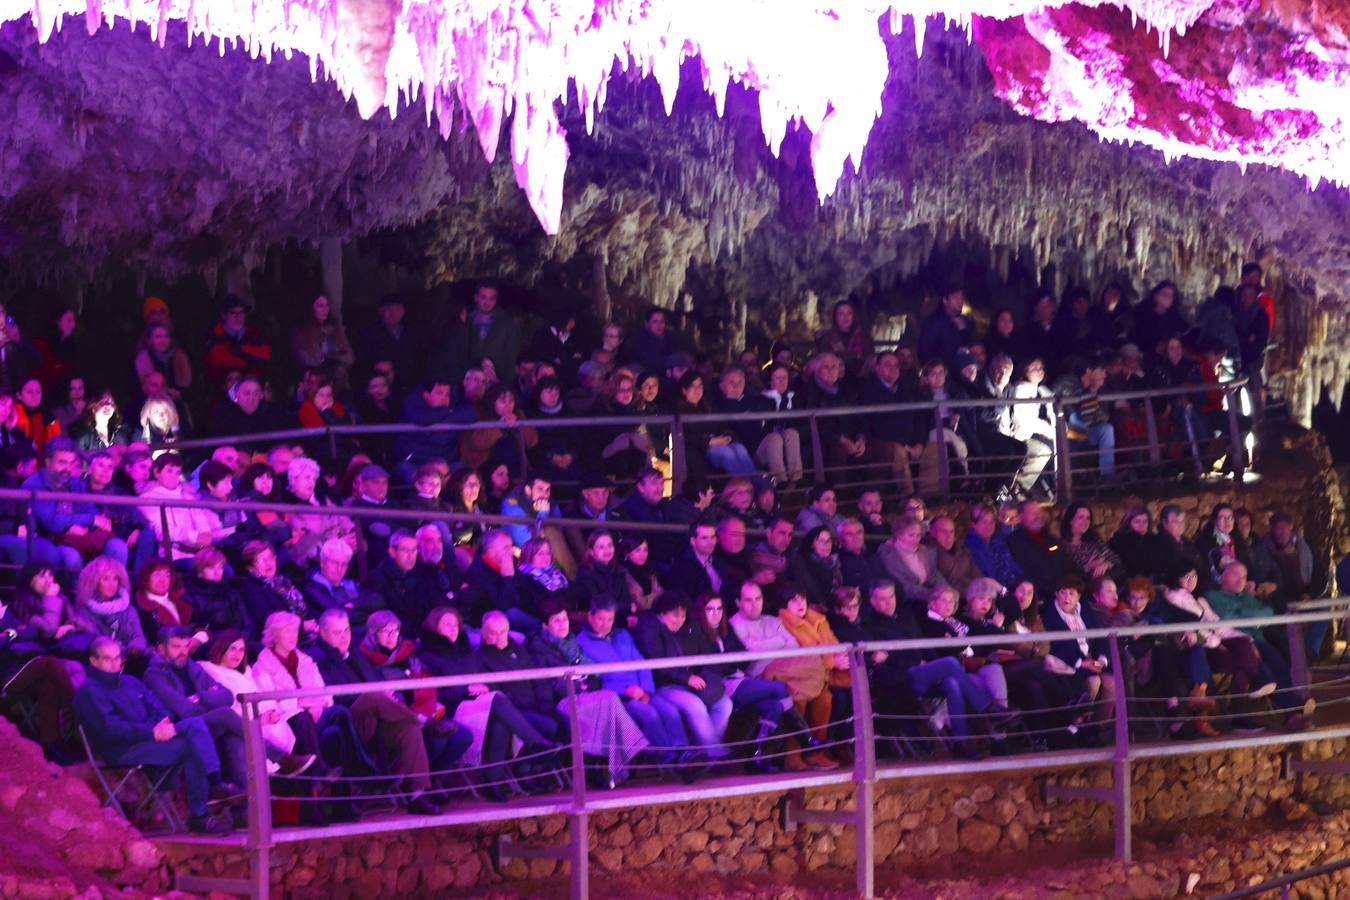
left=917, top=287, right=971, bottom=370
left=292, top=295, right=355, bottom=391
left=1233, top=283, right=1270, bottom=424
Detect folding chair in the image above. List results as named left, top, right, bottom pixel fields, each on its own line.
left=77, top=724, right=185, bottom=834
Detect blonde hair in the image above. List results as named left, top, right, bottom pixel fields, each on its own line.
left=262, top=611, right=301, bottom=649
left=139, top=396, right=179, bottom=438
left=76, top=556, right=132, bottom=607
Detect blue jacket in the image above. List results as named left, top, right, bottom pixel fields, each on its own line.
left=575, top=626, right=654, bottom=696
left=500, top=489, right=559, bottom=549
left=142, top=654, right=236, bottom=722
left=73, top=668, right=170, bottom=762
left=22, top=469, right=97, bottom=535
left=392, top=392, right=460, bottom=467
left=964, top=530, right=1024, bottom=588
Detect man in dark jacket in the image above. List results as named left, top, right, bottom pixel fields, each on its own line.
left=463, top=282, right=521, bottom=379
left=73, top=636, right=238, bottom=833
left=302, top=538, right=380, bottom=632
left=1006, top=501, right=1066, bottom=598
left=622, top=306, right=677, bottom=375
left=309, top=609, right=442, bottom=814
left=345, top=464, right=396, bottom=570
left=473, top=610, right=566, bottom=742
left=361, top=530, right=446, bottom=628
left=455, top=529, right=532, bottom=631
left=664, top=520, right=728, bottom=599
left=359, top=294, right=421, bottom=389
left=391, top=380, right=458, bottom=481
left=143, top=626, right=251, bottom=790
left=631, top=593, right=731, bottom=759
left=917, top=287, right=971, bottom=370
left=798, top=353, right=870, bottom=475
left=860, top=351, right=924, bottom=495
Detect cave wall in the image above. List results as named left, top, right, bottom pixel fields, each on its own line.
left=2, top=15, right=1350, bottom=421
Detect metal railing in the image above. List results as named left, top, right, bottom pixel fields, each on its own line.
left=167, top=607, right=1350, bottom=900
left=151, top=377, right=1252, bottom=504
left=1213, top=857, right=1350, bottom=899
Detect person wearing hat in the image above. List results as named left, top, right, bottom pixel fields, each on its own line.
left=359, top=293, right=422, bottom=389
left=204, top=296, right=273, bottom=388
left=346, top=463, right=395, bottom=568
left=561, top=472, right=619, bottom=567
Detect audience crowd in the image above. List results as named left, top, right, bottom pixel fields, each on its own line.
left=0, top=270, right=1309, bottom=834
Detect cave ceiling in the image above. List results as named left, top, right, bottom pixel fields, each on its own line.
left=1, top=2, right=1349, bottom=422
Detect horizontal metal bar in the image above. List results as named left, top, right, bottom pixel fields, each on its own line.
left=1127, top=725, right=1350, bottom=760
left=1287, top=759, right=1350, bottom=776
left=582, top=770, right=856, bottom=813
left=498, top=834, right=570, bottom=862
left=876, top=748, right=1115, bottom=781
left=1212, top=857, right=1350, bottom=900
left=1045, top=785, right=1117, bottom=803
left=268, top=799, right=576, bottom=845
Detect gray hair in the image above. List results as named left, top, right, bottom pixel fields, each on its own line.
left=317, top=608, right=350, bottom=632
left=288, top=456, right=320, bottom=481
left=261, top=611, right=301, bottom=649
left=481, top=610, right=509, bottom=631
left=319, top=537, right=353, bottom=565
left=965, top=577, right=1003, bottom=606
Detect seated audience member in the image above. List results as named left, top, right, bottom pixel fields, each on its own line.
left=473, top=610, right=571, bottom=780
left=676, top=370, right=755, bottom=476
left=204, top=296, right=272, bottom=387
left=835, top=518, right=877, bottom=597
left=301, top=537, right=376, bottom=630
left=391, top=379, right=460, bottom=479
left=568, top=522, right=632, bottom=607
left=133, top=559, right=196, bottom=642
left=777, top=583, right=850, bottom=764
left=921, top=584, right=1009, bottom=714
left=664, top=475, right=715, bottom=526
left=576, top=596, right=688, bottom=765
left=239, top=541, right=315, bottom=637
left=0, top=604, right=79, bottom=762
left=184, top=548, right=253, bottom=638
left=199, top=631, right=316, bottom=774
left=560, top=472, right=618, bottom=566
left=361, top=529, right=445, bottom=629
left=757, top=364, right=804, bottom=484
left=1006, top=501, right=1066, bottom=598
left=412, top=524, right=457, bottom=592
left=878, top=515, right=948, bottom=604
left=633, top=593, right=733, bottom=764
left=861, top=350, right=923, bottom=496
left=1262, top=512, right=1318, bottom=608
left=527, top=600, right=648, bottom=788
left=69, top=390, right=132, bottom=452
left=928, top=514, right=980, bottom=595
left=1041, top=576, right=1116, bottom=734
left=24, top=436, right=129, bottom=569
left=683, top=591, right=806, bottom=770
left=138, top=453, right=224, bottom=561
left=1151, top=504, right=1205, bottom=584
left=280, top=456, right=355, bottom=565
left=74, top=557, right=148, bottom=656
left=795, top=484, right=843, bottom=534
left=963, top=503, right=1023, bottom=588
left=74, top=636, right=238, bottom=833
left=857, top=580, right=996, bottom=757
left=11, top=561, right=88, bottom=653
left=790, top=526, right=843, bottom=612
left=305, top=609, right=448, bottom=814
left=665, top=519, right=728, bottom=601
left=500, top=474, right=559, bottom=550
left=1053, top=357, right=1116, bottom=479
left=1235, top=509, right=1282, bottom=602
left=417, top=606, right=558, bottom=801
left=620, top=536, right=662, bottom=615
left=1108, top=505, right=1156, bottom=580
left=345, top=463, right=394, bottom=570
left=528, top=376, right=581, bottom=483
left=457, top=528, right=534, bottom=631
left=1059, top=503, right=1124, bottom=582
left=143, top=625, right=249, bottom=794
left=516, top=537, right=578, bottom=623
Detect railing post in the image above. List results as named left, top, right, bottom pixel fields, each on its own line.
left=158, top=504, right=172, bottom=561
left=564, top=675, right=590, bottom=900
left=515, top=429, right=530, bottom=481
left=1287, top=620, right=1310, bottom=703
left=849, top=647, right=876, bottom=899
left=1106, top=633, right=1132, bottom=863
left=670, top=416, right=687, bottom=496
left=327, top=428, right=338, bottom=463
left=1052, top=398, right=1074, bottom=504
left=932, top=407, right=950, bottom=499
left=808, top=414, right=826, bottom=485
left=1226, top=386, right=1246, bottom=481
left=241, top=698, right=273, bottom=900
left=1142, top=396, right=1162, bottom=468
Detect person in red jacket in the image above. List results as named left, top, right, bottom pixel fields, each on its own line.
left=204, top=296, right=272, bottom=387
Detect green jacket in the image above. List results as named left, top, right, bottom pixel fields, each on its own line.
left=1204, top=589, right=1273, bottom=638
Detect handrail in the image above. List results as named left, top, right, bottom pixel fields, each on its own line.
left=156, top=376, right=1248, bottom=452
left=1212, top=857, right=1350, bottom=899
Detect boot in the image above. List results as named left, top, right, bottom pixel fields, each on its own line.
left=1187, top=683, right=1216, bottom=713
left=749, top=719, right=780, bottom=773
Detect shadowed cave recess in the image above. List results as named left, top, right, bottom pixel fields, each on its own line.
left=1, top=1, right=1350, bottom=424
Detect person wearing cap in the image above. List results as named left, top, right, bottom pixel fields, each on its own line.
left=360, top=293, right=422, bottom=389
left=204, top=296, right=272, bottom=388
left=346, top=463, right=395, bottom=568
left=562, top=472, right=619, bottom=566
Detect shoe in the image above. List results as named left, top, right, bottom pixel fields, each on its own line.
left=1193, top=719, right=1221, bottom=738
left=1187, top=684, right=1217, bottom=713
left=407, top=792, right=443, bottom=816
left=1282, top=713, right=1310, bottom=733
left=831, top=744, right=855, bottom=766
left=677, top=750, right=708, bottom=784
left=187, top=815, right=233, bottom=835
left=1302, top=697, right=1318, bottom=718
left=803, top=752, right=836, bottom=770
left=1248, top=682, right=1278, bottom=700
left=481, top=785, right=515, bottom=803
left=208, top=782, right=246, bottom=804
left=1232, top=718, right=1264, bottom=734
left=784, top=753, right=807, bottom=772
left=277, top=754, right=316, bottom=777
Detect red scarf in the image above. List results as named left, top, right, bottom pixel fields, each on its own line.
left=358, top=638, right=440, bottom=719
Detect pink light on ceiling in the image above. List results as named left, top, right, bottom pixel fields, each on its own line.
left=2, top=0, right=1345, bottom=234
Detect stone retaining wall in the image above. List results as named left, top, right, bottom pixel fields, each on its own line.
left=161, top=737, right=1350, bottom=897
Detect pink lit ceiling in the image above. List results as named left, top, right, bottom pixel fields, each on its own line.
left=2, top=1, right=1345, bottom=233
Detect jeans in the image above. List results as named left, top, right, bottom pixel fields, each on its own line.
left=728, top=676, right=792, bottom=723
left=707, top=442, right=757, bottom=475
left=1071, top=423, right=1116, bottom=478
left=905, top=656, right=991, bottom=740
left=113, top=716, right=219, bottom=818
left=657, top=686, right=732, bottom=758
left=0, top=535, right=66, bottom=569
left=1012, top=433, right=1055, bottom=495
left=621, top=695, right=687, bottom=757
